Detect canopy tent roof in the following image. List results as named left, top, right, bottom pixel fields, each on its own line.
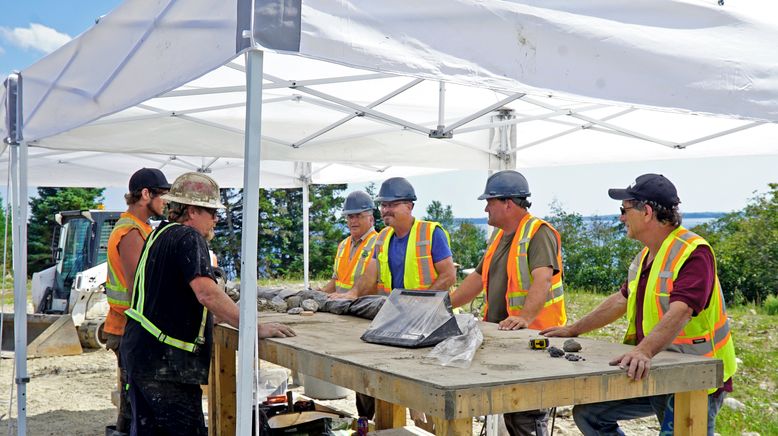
left=3, top=0, right=778, bottom=179
left=0, top=146, right=448, bottom=188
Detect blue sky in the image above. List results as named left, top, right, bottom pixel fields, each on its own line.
left=3, top=1, right=777, bottom=218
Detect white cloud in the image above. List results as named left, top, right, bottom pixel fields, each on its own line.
left=0, top=23, right=71, bottom=54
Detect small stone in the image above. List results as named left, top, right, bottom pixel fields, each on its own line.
left=300, top=311, right=314, bottom=316
left=741, top=432, right=760, bottom=436
left=564, top=353, right=585, bottom=361
left=563, top=339, right=582, bottom=352
left=287, top=307, right=304, bottom=315
left=301, top=299, right=319, bottom=312
left=736, top=357, right=743, bottom=365
left=723, top=397, right=746, bottom=412
left=548, top=346, right=565, bottom=357
left=286, top=296, right=302, bottom=309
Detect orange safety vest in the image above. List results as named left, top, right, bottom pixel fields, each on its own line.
left=375, top=220, right=450, bottom=294
left=624, top=227, right=736, bottom=393
left=333, top=230, right=378, bottom=293
left=481, top=214, right=566, bottom=330
left=104, top=213, right=152, bottom=336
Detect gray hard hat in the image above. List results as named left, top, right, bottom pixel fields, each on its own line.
left=477, top=170, right=531, bottom=200
left=342, top=190, right=374, bottom=215
left=376, top=177, right=417, bottom=202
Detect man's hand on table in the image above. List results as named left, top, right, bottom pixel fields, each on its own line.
left=610, top=348, right=653, bottom=380
left=498, top=316, right=529, bottom=330
left=327, top=291, right=357, bottom=300
left=258, top=322, right=296, bottom=338
left=540, top=325, right=578, bottom=337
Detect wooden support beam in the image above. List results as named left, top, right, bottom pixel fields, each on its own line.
left=431, top=417, right=471, bottom=436
left=674, top=390, right=708, bottom=436
left=375, top=399, right=407, bottom=429
left=209, top=325, right=238, bottom=436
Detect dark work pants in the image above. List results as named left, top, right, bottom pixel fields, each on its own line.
left=127, top=376, right=207, bottom=436
left=356, top=392, right=376, bottom=419
left=106, top=333, right=132, bottom=433
left=504, top=409, right=550, bottom=436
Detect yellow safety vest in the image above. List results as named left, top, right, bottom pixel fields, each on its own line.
left=375, top=220, right=450, bottom=293
left=624, top=226, right=737, bottom=393
left=481, top=214, right=566, bottom=330
left=104, top=213, right=152, bottom=335
left=334, top=230, right=379, bottom=293
left=125, top=223, right=208, bottom=353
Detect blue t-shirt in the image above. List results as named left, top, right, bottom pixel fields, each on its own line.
left=374, top=226, right=452, bottom=290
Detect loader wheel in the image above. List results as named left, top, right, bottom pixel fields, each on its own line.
left=79, top=318, right=107, bottom=349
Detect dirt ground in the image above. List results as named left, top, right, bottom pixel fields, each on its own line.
left=0, top=347, right=660, bottom=435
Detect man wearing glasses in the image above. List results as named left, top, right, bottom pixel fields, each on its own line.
left=319, top=190, right=378, bottom=296
left=121, top=172, right=295, bottom=435
left=104, top=168, right=170, bottom=436
left=542, top=173, right=736, bottom=436
left=450, top=170, right=566, bottom=435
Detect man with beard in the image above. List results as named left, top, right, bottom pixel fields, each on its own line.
left=121, top=172, right=295, bottom=435
left=104, top=168, right=170, bottom=436
left=450, top=170, right=566, bottom=436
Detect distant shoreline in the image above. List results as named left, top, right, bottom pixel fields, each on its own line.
left=456, top=212, right=725, bottom=226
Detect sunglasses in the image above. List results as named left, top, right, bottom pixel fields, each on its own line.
left=620, top=206, right=635, bottom=215
left=198, top=207, right=217, bottom=218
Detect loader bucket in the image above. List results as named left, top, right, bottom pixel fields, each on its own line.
left=0, top=313, right=83, bottom=358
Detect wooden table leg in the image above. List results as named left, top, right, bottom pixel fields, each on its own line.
left=674, top=389, right=708, bottom=436
left=375, top=399, right=406, bottom=429
left=209, top=327, right=237, bottom=436
left=432, top=417, right=471, bottom=436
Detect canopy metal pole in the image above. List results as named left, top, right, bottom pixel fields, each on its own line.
left=237, top=48, right=263, bottom=436
left=6, top=71, right=28, bottom=436
left=302, top=169, right=310, bottom=289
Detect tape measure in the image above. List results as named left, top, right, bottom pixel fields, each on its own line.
left=529, top=338, right=549, bottom=350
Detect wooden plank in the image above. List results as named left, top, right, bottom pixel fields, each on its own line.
left=430, top=417, right=471, bottom=436
left=209, top=324, right=237, bottom=436
left=375, top=399, right=406, bottom=429
left=674, top=390, right=708, bottom=436
left=369, top=426, right=433, bottom=435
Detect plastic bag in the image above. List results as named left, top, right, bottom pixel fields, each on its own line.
left=257, top=368, right=289, bottom=402
left=424, top=314, right=483, bottom=368
left=361, top=289, right=461, bottom=348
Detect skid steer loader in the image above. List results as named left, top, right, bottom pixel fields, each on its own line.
left=1, top=209, right=122, bottom=358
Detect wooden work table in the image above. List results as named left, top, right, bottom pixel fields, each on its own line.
left=209, top=312, right=721, bottom=435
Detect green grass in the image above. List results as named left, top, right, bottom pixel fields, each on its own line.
left=561, top=290, right=778, bottom=435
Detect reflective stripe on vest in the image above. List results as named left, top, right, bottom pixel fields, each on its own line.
left=375, top=220, right=450, bottom=293
left=334, top=231, right=378, bottom=293
left=481, top=214, right=566, bottom=330
left=124, top=223, right=208, bottom=353
left=105, top=215, right=151, bottom=307
left=623, top=227, right=737, bottom=393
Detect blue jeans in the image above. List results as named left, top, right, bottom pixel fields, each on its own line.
left=572, top=392, right=727, bottom=436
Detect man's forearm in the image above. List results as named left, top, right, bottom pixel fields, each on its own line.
left=568, top=292, right=627, bottom=336
left=192, top=278, right=240, bottom=328
left=450, top=272, right=483, bottom=308
left=634, top=301, right=692, bottom=358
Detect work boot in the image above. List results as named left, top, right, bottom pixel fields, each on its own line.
left=105, top=425, right=128, bottom=436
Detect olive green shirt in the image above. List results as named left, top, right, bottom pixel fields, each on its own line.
left=475, top=225, right=560, bottom=323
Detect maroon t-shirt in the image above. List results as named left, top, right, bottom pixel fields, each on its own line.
left=619, top=245, right=732, bottom=393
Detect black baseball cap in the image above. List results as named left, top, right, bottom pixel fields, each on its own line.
left=608, top=173, right=680, bottom=208
left=128, top=168, right=171, bottom=192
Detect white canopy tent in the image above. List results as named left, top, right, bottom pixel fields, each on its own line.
left=3, top=0, right=778, bottom=434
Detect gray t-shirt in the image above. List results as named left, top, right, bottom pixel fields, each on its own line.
left=475, top=225, right=560, bottom=323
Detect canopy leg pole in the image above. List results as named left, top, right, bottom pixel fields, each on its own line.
left=302, top=173, right=310, bottom=289
left=237, top=48, right=264, bottom=436
left=10, top=140, right=29, bottom=436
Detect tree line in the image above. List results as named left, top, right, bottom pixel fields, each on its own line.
left=18, top=183, right=778, bottom=305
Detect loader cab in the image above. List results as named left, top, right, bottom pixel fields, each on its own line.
left=42, top=210, right=121, bottom=313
